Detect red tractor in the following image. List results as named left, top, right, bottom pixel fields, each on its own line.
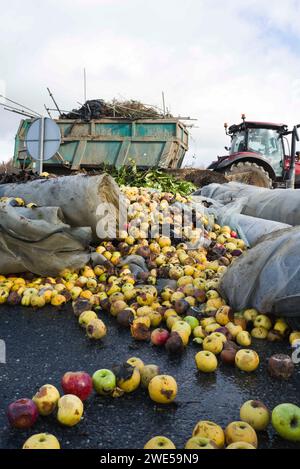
left=208, top=115, right=300, bottom=188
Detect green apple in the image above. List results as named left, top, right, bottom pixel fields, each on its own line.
left=272, top=403, right=300, bottom=441
left=92, top=369, right=116, bottom=396
left=184, top=316, right=199, bottom=330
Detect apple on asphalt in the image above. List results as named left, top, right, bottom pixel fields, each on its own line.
left=7, top=398, right=39, bottom=429
left=272, top=403, right=300, bottom=441
left=92, top=369, right=116, bottom=396
left=61, top=371, right=93, bottom=401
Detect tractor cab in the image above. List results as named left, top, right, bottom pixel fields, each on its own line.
left=228, top=121, right=286, bottom=177
left=208, top=114, right=300, bottom=188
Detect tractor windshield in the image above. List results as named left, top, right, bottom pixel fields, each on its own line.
left=230, top=127, right=284, bottom=175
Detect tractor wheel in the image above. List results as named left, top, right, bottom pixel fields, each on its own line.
left=225, top=162, right=273, bottom=188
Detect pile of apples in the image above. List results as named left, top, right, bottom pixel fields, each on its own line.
left=6, top=356, right=178, bottom=449
left=1, top=188, right=299, bottom=359
left=144, top=400, right=300, bottom=449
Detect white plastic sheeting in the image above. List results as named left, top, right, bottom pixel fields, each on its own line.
left=201, top=182, right=300, bottom=226
left=219, top=227, right=300, bottom=316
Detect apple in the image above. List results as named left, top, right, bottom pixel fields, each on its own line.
left=209, top=332, right=227, bottom=344
left=78, top=310, right=98, bottom=328
left=215, top=326, right=232, bottom=340
left=220, top=348, right=237, bottom=365
left=172, top=319, right=191, bottom=336
left=148, top=375, right=177, bottom=404
left=254, top=314, right=272, bottom=330
left=234, top=314, right=247, bottom=330
left=72, top=298, right=91, bottom=317
left=150, top=311, right=163, bottom=327
left=32, top=384, right=60, bottom=416
left=289, top=331, right=300, bottom=345
left=116, top=308, right=135, bottom=327
left=185, top=437, right=218, bottom=449
left=274, top=319, right=289, bottom=336
left=193, top=325, right=206, bottom=339
left=268, top=354, right=294, bottom=380
left=235, top=349, right=259, bottom=372
left=184, top=316, right=199, bottom=330
left=195, top=350, right=218, bottom=372
left=203, top=335, right=223, bottom=354
left=165, top=332, right=184, bottom=354
left=251, top=326, right=268, bottom=339
left=57, top=394, right=83, bottom=426
left=205, top=322, right=221, bottom=334
left=61, top=371, right=93, bottom=401
left=236, top=331, right=251, bottom=347
left=225, top=421, right=257, bottom=448
left=130, top=317, right=151, bottom=341
left=272, top=403, right=300, bottom=441
left=240, top=400, right=270, bottom=431
left=243, top=309, right=258, bottom=322
left=192, top=420, right=225, bottom=448
left=113, top=363, right=141, bottom=393
left=140, top=364, right=160, bottom=388
left=7, top=398, right=38, bottom=429
left=92, top=369, right=116, bottom=396
left=226, top=322, right=243, bottom=338
left=23, top=433, right=60, bottom=450
left=144, top=436, right=176, bottom=449
left=127, top=357, right=144, bottom=372
left=223, top=340, right=239, bottom=351
left=151, top=328, right=170, bottom=346
left=173, top=299, right=190, bottom=315
left=226, top=442, right=256, bottom=449
left=86, top=318, right=107, bottom=339
left=201, top=317, right=216, bottom=328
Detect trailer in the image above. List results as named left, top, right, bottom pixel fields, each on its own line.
left=13, top=117, right=189, bottom=172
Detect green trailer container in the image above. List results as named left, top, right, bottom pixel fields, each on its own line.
left=13, top=117, right=189, bottom=171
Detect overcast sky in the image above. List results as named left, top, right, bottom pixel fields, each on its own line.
left=1, top=0, right=300, bottom=166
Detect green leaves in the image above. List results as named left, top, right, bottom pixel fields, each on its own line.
left=107, top=160, right=196, bottom=196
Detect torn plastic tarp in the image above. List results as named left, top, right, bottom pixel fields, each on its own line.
left=219, top=226, right=300, bottom=317
left=201, top=182, right=300, bottom=226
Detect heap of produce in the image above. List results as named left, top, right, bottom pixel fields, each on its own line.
left=0, top=189, right=299, bottom=363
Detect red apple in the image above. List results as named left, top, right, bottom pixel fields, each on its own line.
left=7, top=398, right=38, bottom=429
left=215, top=326, right=233, bottom=341
left=220, top=348, right=237, bottom=365
left=151, top=328, right=170, bottom=346
left=61, top=371, right=93, bottom=401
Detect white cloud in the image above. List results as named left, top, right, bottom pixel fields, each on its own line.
left=1, top=0, right=300, bottom=167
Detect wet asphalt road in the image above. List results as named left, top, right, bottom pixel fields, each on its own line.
left=0, top=305, right=299, bottom=450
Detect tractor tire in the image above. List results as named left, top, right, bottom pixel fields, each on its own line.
left=225, top=162, right=273, bottom=188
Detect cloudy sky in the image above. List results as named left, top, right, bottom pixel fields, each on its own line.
left=1, top=0, right=300, bottom=166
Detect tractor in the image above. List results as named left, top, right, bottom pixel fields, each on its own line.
left=208, top=115, right=300, bottom=188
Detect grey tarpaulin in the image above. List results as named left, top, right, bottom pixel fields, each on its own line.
left=0, top=199, right=93, bottom=276
left=220, top=227, right=300, bottom=316
left=201, top=182, right=300, bottom=226
left=192, top=195, right=291, bottom=247
left=0, top=174, right=124, bottom=240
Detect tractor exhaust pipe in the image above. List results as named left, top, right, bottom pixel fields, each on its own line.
left=286, top=125, right=300, bottom=189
